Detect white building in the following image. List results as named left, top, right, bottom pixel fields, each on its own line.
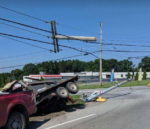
left=60, top=72, right=150, bottom=79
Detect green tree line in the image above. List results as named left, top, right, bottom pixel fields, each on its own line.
left=0, top=57, right=149, bottom=87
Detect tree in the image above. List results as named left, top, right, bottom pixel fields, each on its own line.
left=117, top=60, right=133, bottom=72
left=127, top=72, right=131, bottom=79
left=142, top=71, right=147, bottom=80
left=135, top=72, right=139, bottom=80
left=0, top=58, right=135, bottom=86
left=11, top=69, right=23, bottom=80
left=23, top=64, right=39, bottom=75
left=139, top=57, right=150, bottom=71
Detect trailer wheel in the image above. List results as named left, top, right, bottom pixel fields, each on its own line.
left=66, top=82, right=79, bottom=94
left=56, top=87, right=69, bottom=98
left=6, top=112, right=27, bottom=129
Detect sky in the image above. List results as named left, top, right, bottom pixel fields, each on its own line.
left=0, top=0, right=150, bottom=72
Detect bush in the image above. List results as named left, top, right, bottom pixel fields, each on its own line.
left=135, top=72, right=139, bottom=80
left=127, top=72, right=131, bottom=79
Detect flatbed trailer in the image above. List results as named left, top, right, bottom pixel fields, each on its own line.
left=2, top=76, right=79, bottom=108
left=27, top=76, right=79, bottom=106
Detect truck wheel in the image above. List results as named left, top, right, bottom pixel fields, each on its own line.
left=56, top=87, right=69, bottom=98
left=6, top=112, right=27, bottom=129
left=66, top=82, right=79, bottom=94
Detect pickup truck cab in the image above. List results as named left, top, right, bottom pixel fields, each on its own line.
left=0, top=81, right=37, bottom=129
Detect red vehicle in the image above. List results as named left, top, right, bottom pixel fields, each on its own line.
left=0, top=81, right=37, bottom=129
left=0, top=76, right=79, bottom=129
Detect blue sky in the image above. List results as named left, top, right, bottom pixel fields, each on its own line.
left=0, top=0, right=150, bottom=72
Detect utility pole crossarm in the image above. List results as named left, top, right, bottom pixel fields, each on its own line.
left=53, top=35, right=97, bottom=41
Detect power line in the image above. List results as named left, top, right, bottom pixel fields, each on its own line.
left=0, top=5, right=99, bottom=41
left=103, top=49, right=150, bottom=53
left=104, top=39, right=150, bottom=44
left=0, top=5, right=99, bottom=39
left=1, top=48, right=150, bottom=70
left=128, top=55, right=150, bottom=59
left=0, top=52, right=53, bottom=64
left=0, top=21, right=49, bottom=38
left=0, top=35, right=53, bottom=52
left=2, top=32, right=150, bottom=56
left=0, top=50, right=46, bottom=60
left=80, top=40, right=150, bottom=49
left=103, top=42, right=150, bottom=48
left=0, top=5, right=47, bottom=23
left=0, top=50, right=100, bottom=70
left=0, top=17, right=97, bottom=42
left=0, top=17, right=51, bottom=33
left=0, top=32, right=94, bottom=54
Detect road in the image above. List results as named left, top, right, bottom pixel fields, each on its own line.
left=29, top=86, right=150, bottom=129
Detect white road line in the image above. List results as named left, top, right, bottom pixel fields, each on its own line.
left=45, top=114, right=96, bottom=129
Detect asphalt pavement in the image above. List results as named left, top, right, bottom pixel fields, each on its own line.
left=29, top=86, right=150, bottom=129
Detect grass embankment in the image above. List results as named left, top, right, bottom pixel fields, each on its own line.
left=79, top=81, right=118, bottom=89
left=79, top=80, right=150, bottom=89
left=121, top=80, right=150, bottom=87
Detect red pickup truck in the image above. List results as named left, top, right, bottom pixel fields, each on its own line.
left=0, top=81, right=37, bottom=129
left=0, top=76, right=79, bottom=129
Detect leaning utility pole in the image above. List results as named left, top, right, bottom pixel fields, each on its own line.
left=50, top=20, right=59, bottom=53
left=99, top=23, right=102, bottom=86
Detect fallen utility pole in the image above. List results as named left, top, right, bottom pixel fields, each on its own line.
left=83, top=80, right=128, bottom=102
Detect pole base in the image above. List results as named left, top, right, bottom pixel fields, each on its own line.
left=95, top=97, right=107, bottom=102
left=147, top=83, right=150, bottom=86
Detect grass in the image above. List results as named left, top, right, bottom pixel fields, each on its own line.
left=79, top=80, right=150, bottom=89
left=71, top=95, right=81, bottom=100
left=79, top=81, right=118, bottom=89
left=70, top=95, right=85, bottom=105
left=121, top=80, right=150, bottom=87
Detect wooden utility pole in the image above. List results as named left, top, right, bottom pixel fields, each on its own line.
left=99, top=23, right=102, bottom=86
left=50, top=20, right=59, bottom=53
